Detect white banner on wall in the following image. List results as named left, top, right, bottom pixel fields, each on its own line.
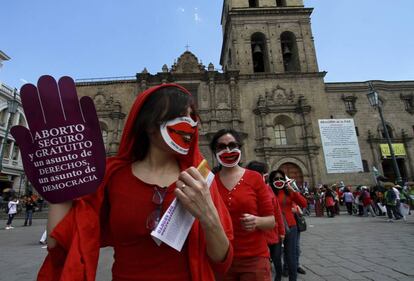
left=318, top=119, right=363, bottom=174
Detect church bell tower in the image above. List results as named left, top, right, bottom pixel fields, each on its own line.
left=220, top=0, right=319, bottom=75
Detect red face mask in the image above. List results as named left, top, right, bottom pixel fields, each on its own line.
left=216, top=148, right=241, bottom=168
left=160, top=116, right=198, bottom=155
left=273, top=178, right=285, bottom=189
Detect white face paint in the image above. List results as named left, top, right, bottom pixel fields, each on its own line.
left=160, top=116, right=198, bottom=155
left=216, top=148, right=242, bottom=168
left=272, top=175, right=286, bottom=189
left=273, top=180, right=286, bottom=189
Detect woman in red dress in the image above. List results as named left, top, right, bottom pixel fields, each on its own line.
left=210, top=129, right=275, bottom=281
left=268, top=170, right=307, bottom=281
left=39, top=84, right=234, bottom=281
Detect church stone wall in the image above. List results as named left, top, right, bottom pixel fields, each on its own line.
left=71, top=1, right=414, bottom=187
left=325, top=81, right=414, bottom=183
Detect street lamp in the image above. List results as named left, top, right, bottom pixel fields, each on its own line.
left=366, top=82, right=403, bottom=185
left=0, top=88, right=19, bottom=173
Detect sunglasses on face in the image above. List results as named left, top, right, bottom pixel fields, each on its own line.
left=215, top=142, right=241, bottom=152
left=274, top=177, right=285, bottom=181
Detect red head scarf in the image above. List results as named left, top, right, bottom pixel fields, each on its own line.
left=104, top=84, right=203, bottom=178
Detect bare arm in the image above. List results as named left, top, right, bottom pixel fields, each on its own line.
left=175, top=167, right=229, bottom=262
left=241, top=214, right=275, bottom=231
left=46, top=201, right=72, bottom=248
left=198, top=202, right=230, bottom=262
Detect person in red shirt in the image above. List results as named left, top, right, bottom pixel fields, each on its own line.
left=268, top=170, right=307, bottom=281
left=361, top=186, right=375, bottom=217
left=245, top=161, right=286, bottom=281
left=210, top=129, right=275, bottom=281
left=324, top=186, right=336, bottom=218
left=39, top=84, right=234, bottom=281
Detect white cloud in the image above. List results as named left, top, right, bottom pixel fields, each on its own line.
left=194, top=8, right=202, bottom=23
left=194, top=13, right=201, bottom=23
left=177, top=7, right=185, bottom=13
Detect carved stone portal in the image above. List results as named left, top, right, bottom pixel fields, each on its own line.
left=265, top=86, right=296, bottom=105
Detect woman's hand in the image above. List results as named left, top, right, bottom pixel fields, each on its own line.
left=240, top=213, right=259, bottom=231
left=174, top=167, right=218, bottom=228
left=240, top=213, right=275, bottom=231
left=175, top=166, right=230, bottom=263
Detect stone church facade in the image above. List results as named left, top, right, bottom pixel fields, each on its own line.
left=75, top=0, right=414, bottom=187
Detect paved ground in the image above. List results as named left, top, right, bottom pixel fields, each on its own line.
left=0, top=214, right=413, bottom=281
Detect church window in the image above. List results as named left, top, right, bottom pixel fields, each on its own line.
left=346, top=101, right=353, bottom=110
left=100, top=122, right=109, bottom=151
left=280, top=31, right=301, bottom=72
left=12, top=144, right=19, bottom=161
left=249, top=0, right=259, bottom=7
left=276, top=0, right=286, bottom=6
left=355, top=126, right=359, bottom=137
left=400, top=93, right=414, bottom=114
left=341, top=95, right=357, bottom=116
left=362, top=160, right=369, bottom=172
left=274, top=124, right=287, bottom=145
left=251, top=32, right=269, bottom=73
left=3, top=140, right=11, bottom=159
left=0, top=109, right=7, bottom=126
left=273, top=115, right=296, bottom=145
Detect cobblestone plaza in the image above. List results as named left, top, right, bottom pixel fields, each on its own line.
left=1, top=214, right=413, bottom=281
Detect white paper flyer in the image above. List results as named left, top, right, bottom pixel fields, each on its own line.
left=151, top=168, right=215, bottom=252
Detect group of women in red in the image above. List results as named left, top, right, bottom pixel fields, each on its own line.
left=39, top=83, right=307, bottom=281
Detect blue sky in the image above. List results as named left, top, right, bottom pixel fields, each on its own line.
left=1, top=0, right=413, bottom=89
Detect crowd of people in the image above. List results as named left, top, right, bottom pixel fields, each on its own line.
left=298, top=181, right=413, bottom=222
left=2, top=82, right=413, bottom=281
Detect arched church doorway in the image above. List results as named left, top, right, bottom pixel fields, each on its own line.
left=381, top=158, right=407, bottom=183
left=278, top=162, right=304, bottom=188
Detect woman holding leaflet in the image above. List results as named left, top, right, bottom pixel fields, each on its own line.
left=39, top=84, right=233, bottom=281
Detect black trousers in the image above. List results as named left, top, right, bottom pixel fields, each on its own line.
left=269, top=242, right=282, bottom=281
left=6, top=214, right=15, bottom=225
left=345, top=202, right=353, bottom=214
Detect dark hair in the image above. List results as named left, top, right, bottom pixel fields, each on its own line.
left=246, top=161, right=268, bottom=175
left=211, top=166, right=222, bottom=175
left=209, top=128, right=242, bottom=153
left=132, top=87, right=197, bottom=160
left=268, top=169, right=289, bottom=195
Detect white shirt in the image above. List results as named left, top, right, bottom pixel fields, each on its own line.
left=392, top=187, right=400, bottom=200
left=8, top=200, right=19, bottom=215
